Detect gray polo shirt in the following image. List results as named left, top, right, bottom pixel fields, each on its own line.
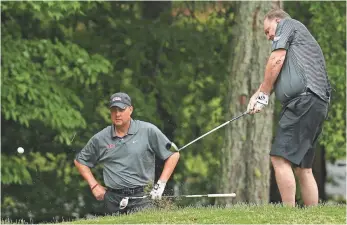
left=75, top=119, right=174, bottom=189
left=272, top=18, right=331, bottom=104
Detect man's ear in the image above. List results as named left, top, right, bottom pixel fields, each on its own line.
left=275, top=18, right=281, bottom=23
left=129, top=106, right=133, bottom=115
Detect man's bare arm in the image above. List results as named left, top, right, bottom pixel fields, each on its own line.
left=158, top=152, right=180, bottom=182
left=74, top=160, right=106, bottom=200
left=260, top=49, right=286, bottom=94
left=74, top=159, right=99, bottom=188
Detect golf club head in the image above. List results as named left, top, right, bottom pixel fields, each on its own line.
left=119, top=197, right=129, bottom=209
left=166, top=142, right=179, bottom=152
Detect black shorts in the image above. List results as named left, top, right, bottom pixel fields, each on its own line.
left=270, top=94, right=328, bottom=168
left=104, top=187, right=154, bottom=215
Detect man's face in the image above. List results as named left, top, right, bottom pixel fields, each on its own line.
left=263, top=18, right=280, bottom=41
left=110, top=106, right=133, bottom=127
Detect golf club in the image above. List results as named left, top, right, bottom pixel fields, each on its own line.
left=176, top=111, right=248, bottom=151
left=119, top=193, right=236, bottom=209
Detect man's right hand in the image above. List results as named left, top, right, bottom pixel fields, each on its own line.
left=91, top=184, right=107, bottom=201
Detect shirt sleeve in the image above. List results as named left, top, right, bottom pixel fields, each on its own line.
left=272, top=19, right=296, bottom=51
left=148, top=125, right=174, bottom=160
left=75, top=136, right=99, bottom=168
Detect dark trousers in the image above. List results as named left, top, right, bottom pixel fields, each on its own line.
left=104, top=187, right=154, bottom=215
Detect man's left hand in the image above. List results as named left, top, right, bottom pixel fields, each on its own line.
left=150, top=180, right=166, bottom=200
left=251, top=92, right=269, bottom=114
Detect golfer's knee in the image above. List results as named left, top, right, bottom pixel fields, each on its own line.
left=271, top=156, right=291, bottom=169
left=294, top=168, right=313, bottom=178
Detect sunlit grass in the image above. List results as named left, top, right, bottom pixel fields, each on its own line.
left=66, top=203, right=346, bottom=224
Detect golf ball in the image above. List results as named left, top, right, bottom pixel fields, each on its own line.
left=17, top=147, right=24, bottom=154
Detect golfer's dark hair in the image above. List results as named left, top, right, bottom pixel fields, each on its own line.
left=264, top=9, right=291, bottom=20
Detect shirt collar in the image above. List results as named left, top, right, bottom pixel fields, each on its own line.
left=276, top=18, right=287, bottom=34
left=111, top=119, right=138, bottom=138
left=127, top=119, right=138, bottom=135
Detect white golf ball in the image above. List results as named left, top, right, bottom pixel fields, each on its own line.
left=17, top=147, right=24, bottom=154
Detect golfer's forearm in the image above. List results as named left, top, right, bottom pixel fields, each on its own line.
left=74, top=159, right=99, bottom=188
left=260, top=50, right=286, bottom=94
left=159, top=152, right=180, bottom=182
left=261, top=63, right=281, bottom=94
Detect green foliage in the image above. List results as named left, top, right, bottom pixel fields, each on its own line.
left=1, top=155, right=33, bottom=185
left=1, top=1, right=345, bottom=223
left=1, top=152, right=78, bottom=185
left=308, top=2, right=346, bottom=161
left=1, top=2, right=111, bottom=222
left=1, top=152, right=100, bottom=222
left=2, top=1, right=112, bottom=145
left=286, top=2, right=346, bottom=161
left=1, top=36, right=111, bottom=144
left=1, top=1, right=96, bottom=21
left=1, top=1, right=97, bottom=41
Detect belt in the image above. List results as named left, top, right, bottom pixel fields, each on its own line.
left=107, top=186, right=145, bottom=195
left=300, top=89, right=328, bottom=101
left=299, top=89, right=315, bottom=96
left=282, top=90, right=314, bottom=106
left=299, top=92, right=312, bottom=96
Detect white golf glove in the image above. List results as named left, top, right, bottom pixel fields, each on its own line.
left=247, top=92, right=259, bottom=113
left=150, top=180, right=166, bottom=200
left=253, top=92, right=269, bottom=112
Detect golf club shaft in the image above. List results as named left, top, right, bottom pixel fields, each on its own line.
left=128, top=193, right=236, bottom=199
left=168, top=193, right=236, bottom=198
left=178, top=111, right=248, bottom=151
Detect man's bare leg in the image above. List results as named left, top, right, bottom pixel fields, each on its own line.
left=271, top=156, right=296, bottom=207
left=294, top=168, right=318, bottom=206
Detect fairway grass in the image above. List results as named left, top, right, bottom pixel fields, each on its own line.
left=67, top=203, right=346, bottom=224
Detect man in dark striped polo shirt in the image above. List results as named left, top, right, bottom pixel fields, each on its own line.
left=247, top=9, right=331, bottom=207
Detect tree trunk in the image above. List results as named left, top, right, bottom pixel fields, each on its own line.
left=218, top=1, right=281, bottom=205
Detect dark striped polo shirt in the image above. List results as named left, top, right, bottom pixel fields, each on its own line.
left=272, top=18, right=331, bottom=104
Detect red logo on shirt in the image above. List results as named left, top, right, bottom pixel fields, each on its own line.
left=107, top=144, right=115, bottom=149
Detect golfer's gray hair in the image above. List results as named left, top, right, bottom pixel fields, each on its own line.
left=264, top=9, right=291, bottom=21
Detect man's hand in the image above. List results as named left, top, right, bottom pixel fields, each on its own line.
left=247, top=92, right=259, bottom=114
left=150, top=180, right=166, bottom=200
left=252, top=92, right=269, bottom=114
left=91, top=184, right=107, bottom=201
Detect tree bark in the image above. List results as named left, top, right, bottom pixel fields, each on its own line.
left=218, top=1, right=281, bottom=205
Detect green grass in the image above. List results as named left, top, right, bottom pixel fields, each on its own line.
left=66, top=203, right=346, bottom=224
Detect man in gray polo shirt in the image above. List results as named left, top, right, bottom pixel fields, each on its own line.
left=247, top=9, right=331, bottom=207
left=74, top=92, right=180, bottom=214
